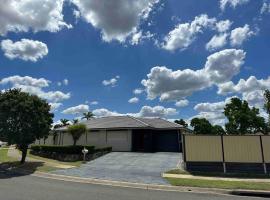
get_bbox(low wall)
[183,135,270,174]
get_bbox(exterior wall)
[185,135,223,162]
[36,129,132,152]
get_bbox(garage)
[106,130,132,151]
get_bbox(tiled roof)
[56,116,183,131]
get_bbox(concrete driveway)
[52,152,182,185]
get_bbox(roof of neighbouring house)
[55,116,185,131]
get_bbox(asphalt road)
[0,174,265,200]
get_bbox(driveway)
[52,152,182,185]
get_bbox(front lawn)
[166,177,270,190]
[0,148,17,163]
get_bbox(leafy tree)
[67,124,87,146]
[224,97,266,134]
[60,119,69,126]
[212,125,226,135]
[190,118,213,134]
[82,112,94,120]
[0,89,53,163]
[174,119,188,128]
[72,119,79,124]
[264,89,270,127]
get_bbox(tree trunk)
[73,140,77,146]
[20,146,28,164]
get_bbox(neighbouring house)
[36,116,190,152]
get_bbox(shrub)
[95,147,112,153]
[30,145,95,154]
[67,124,87,146]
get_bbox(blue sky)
[0,0,270,125]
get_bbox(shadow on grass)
[0,161,44,179]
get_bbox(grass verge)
[0,148,17,163]
[166,177,270,190]
[166,169,270,179]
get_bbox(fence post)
[259,136,267,174]
[182,134,187,170]
[221,135,226,173]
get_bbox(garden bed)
[30,145,112,162]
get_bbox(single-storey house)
[36,116,189,152]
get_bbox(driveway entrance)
[52,152,182,185]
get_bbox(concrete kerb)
[4,167,270,197]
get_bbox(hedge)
[30,145,95,154]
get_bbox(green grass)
[166,169,270,179]
[167,178,270,190]
[0,148,17,163]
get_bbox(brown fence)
[182,134,270,174]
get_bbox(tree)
[0,89,53,163]
[60,119,69,126]
[72,119,79,124]
[224,97,266,134]
[264,89,270,127]
[212,125,226,135]
[82,112,94,120]
[174,119,188,128]
[67,124,86,146]
[190,118,213,134]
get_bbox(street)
[0,174,265,200]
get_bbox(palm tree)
[82,112,94,120]
[60,118,69,126]
[73,119,79,124]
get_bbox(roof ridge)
[127,115,151,127]
[156,117,184,127]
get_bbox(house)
[38,116,189,152]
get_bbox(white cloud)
[130,105,178,118]
[102,75,120,87]
[57,79,69,86]
[175,99,189,107]
[261,2,270,14]
[92,108,121,117]
[128,97,139,103]
[131,31,143,45]
[206,33,228,51]
[1,39,48,62]
[90,101,99,105]
[216,20,232,32]
[192,97,234,126]
[162,14,216,51]
[62,104,89,115]
[49,102,63,111]
[93,105,177,118]
[217,76,270,109]
[71,0,159,42]
[0,75,50,88]
[142,49,246,101]
[220,0,249,11]
[0,0,71,36]
[230,24,254,46]
[0,75,70,102]
[133,88,144,95]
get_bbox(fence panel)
[223,136,262,163]
[184,135,223,162]
[262,136,270,163]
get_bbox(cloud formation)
[1,39,48,62]
[142,49,246,101]
[220,0,249,11]
[102,75,120,87]
[0,0,71,36]
[230,24,255,46]
[128,97,139,103]
[71,0,159,42]
[0,75,70,103]
[62,104,89,115]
